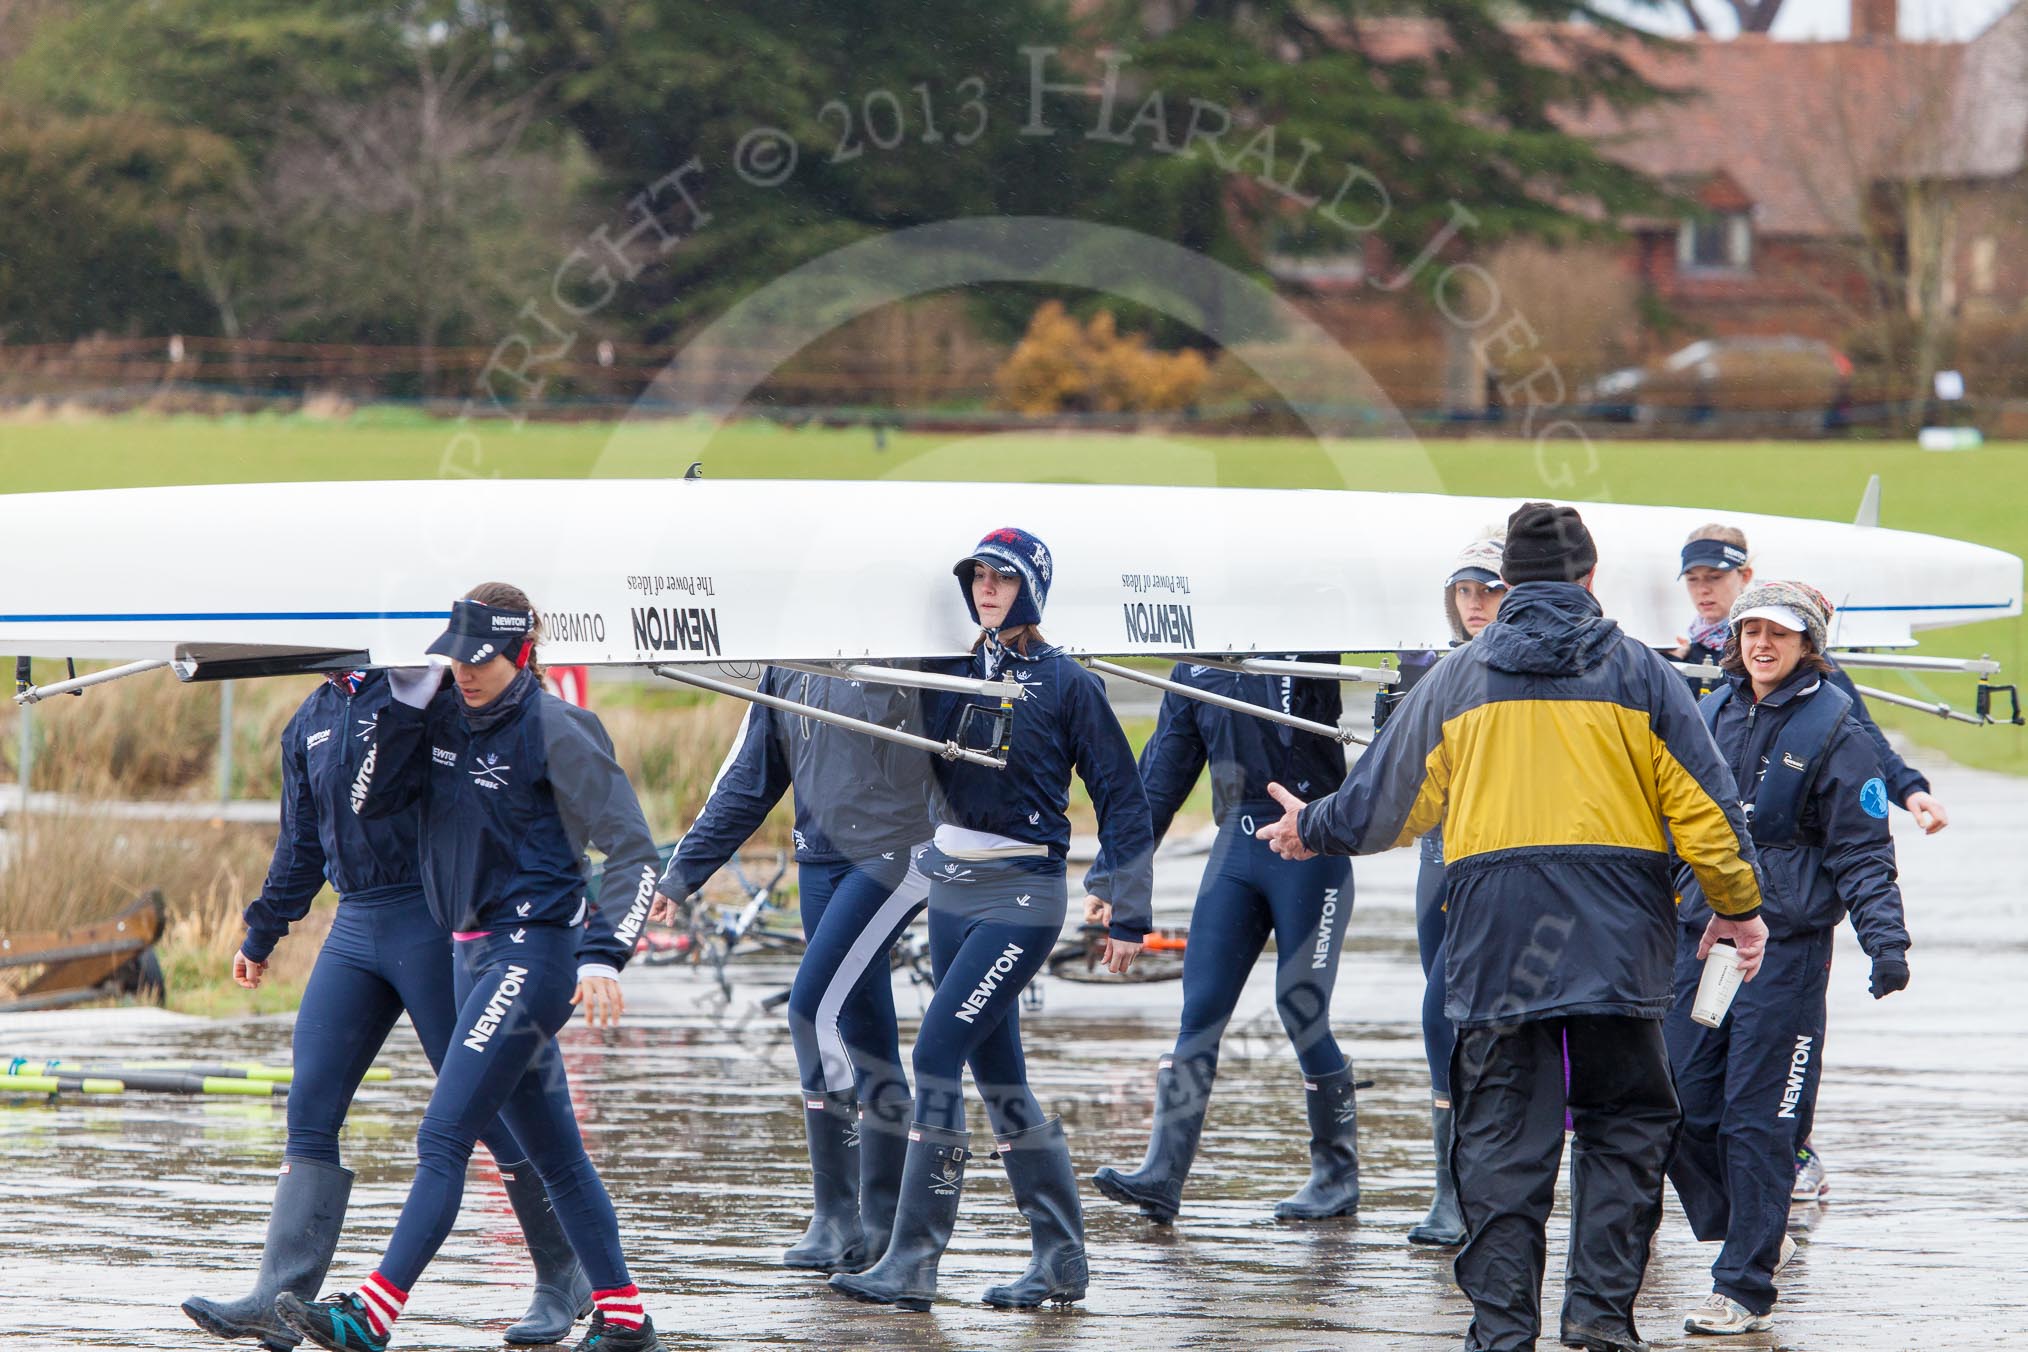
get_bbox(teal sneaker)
[274,1291,389,1352]
[575,1311,667,1350]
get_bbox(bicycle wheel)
[735,925,808,960]
[1044,926,1189,984]
[631,923,688,967]
[888,931,937,991]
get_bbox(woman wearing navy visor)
[646,667,932,1276]
[831,527,1154,1314]
[1375,531,1506,1249]
[278,584,667,1352]
[1087,650,1357,1225]
[182,668,589,1350]
[1665,581,1909,1337]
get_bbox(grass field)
[6,409,2023,775]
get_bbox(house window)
[1677,212,1752,272]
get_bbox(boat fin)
[170,645,374,683]
[1855,474,1881,528]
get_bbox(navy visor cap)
[425,599,536,665]
[1678,538,1750,577]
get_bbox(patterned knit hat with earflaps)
[1728,579,1830,653]
[953,527,1053,630]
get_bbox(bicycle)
[889,922,938,995]
[1043,923,1189,984]
[687,853,803,1001]
[610,846,806,995]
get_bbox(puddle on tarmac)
[3,760,2026,1349]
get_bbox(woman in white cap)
[1378,531,1506,1249]
[1665,580,1910,1337]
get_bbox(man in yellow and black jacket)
[1258,502,1769,1352]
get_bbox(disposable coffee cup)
[1690,942,1743,1028]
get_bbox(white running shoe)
[1792,1146,1829,1201]
[1775,1234,1799,1277]
[1684,1292,1774,1335]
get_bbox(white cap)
[1733,603,1807,635]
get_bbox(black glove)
[1869,951,1910,999]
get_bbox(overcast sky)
[1600,0,2016,39]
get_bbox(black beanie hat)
[1501,501,1599,584]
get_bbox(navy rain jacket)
[658,667,934,898]
[242,672,421,963]
[1676,668,1910,958]
[354,670,661,974]
[924,641,1155,941]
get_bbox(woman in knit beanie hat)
[1667,572,1911,1336]
[1720,580,1833,687]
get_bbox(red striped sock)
[357,1272,408,1337]
[592,1284,644,1330]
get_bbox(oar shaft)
[0,1069,281,1096]
[0,1073,125,1094]
[5,1059,388,1085]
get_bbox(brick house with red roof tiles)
[1269,2,2028,419]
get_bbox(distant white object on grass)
[1919,427,1983,451]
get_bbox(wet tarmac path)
[3,753,2025,1350]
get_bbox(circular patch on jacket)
[1860,777,1890,819]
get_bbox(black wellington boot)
[982,1117,1088,1309]
[1273,1065,1361,1221]
[857,1099,910,1266]
[1090,1054,1212,1224]
[182,1156,354,1351]
[1407,1101,1468,1247]
[500,1164,595,1344]
[783,1090,868,1273]
[828,1123,970,1312]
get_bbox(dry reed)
[1,669,784,1011]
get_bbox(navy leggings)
[787,855,928,1118]
[1173,818,1351,1079]
[1415,836,1455,1099]
[910,852,1063,1136]
[1665,924,1831,1316]
[287,894,524,1169]
[378,926,628,1294]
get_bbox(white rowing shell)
[0,479,2016,669]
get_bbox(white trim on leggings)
[812,861,932,1093]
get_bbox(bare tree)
[1770,41,1964,427]
[252,38,576,394]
